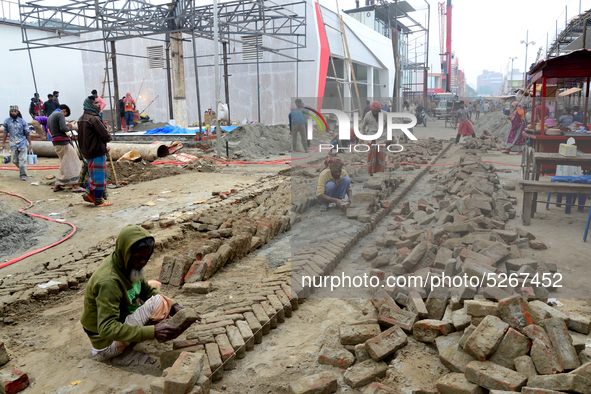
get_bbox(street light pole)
[520,30,535,90]
[509,57,517,94]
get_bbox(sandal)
[95,201,112,207]
[110,349,156,366]
[320,205,328,212]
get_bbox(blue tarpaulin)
[144,125,240,135]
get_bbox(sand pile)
[0,204,47,259]
[474,111,511,141]
[223,124,292,159]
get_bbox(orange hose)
[0,190,76,269]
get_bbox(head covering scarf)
[124,92,133,107]
[512,101,519,107]
[370,101,381,111]
[10,105,18,111]
[324,157,344,170]
[83,97,100,115]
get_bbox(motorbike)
[415,108,427,127]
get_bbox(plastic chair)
[585,207,591,241]
[577,175,591,212]
[546,176,581,214]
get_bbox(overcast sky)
[334,0,591,88]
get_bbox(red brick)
[1,368,29,394]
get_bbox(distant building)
[477,70,503,96]
[506,68,524,93]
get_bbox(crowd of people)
[2,90,114,207]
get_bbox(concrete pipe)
[31,141,169,161]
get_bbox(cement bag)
[556,137,582,177]
[117,150,141,162]
[217,102,229,121]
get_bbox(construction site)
[2,0,591,394]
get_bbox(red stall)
[523,49,591,177]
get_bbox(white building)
[3,0,396,126]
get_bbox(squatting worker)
[316,157,353,212]
[289,99,308,153]
[78,96,113,207]
[2,106,31,181]
[81,225,194,366]
[455,101,476,144]
[48,104,85,193]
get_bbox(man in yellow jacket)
[80,225,194,365]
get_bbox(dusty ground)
[1,117,590,393]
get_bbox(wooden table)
[520,180,591,225]
[523,131,591,173]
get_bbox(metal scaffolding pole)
[214,0,221,158]
[191,30,203,140]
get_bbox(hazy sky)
[334,0,591,88]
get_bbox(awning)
[558,87,583,97]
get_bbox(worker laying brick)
[80,225,200,366]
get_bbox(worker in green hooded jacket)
[80,225,194,365]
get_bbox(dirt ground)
[1,117,591,393]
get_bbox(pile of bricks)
[158,182,292,288]
[151,262,297,393]
[0,341,30,394]
[462,130,502,152]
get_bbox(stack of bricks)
[154,262,299,393]
[462,129,502,152]
[307,291,591,393]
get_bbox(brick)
[265,295,284,324]
[465,361,527,391]
[412,320,454,343]
[251,304,271,334]
[160,346,205,369]
[343,359,388,389]
[378,304,418,333]
[288,371,338,394]
[451,308,471,331]
[173,339,201,350]
[159,256,176,284]
[365,326,408,361]
[580,350,591,365]
[514,355,538,378]
[528,301,570,325]
[463,315,509,361]
[164,351,204,394]
[436,373,485,394]
[204,342,223,382]
[169,258,193,287]
[522,324,563,375]
[355,343,371,363]
[488,328,531,369]
[572,362,591,381]
[318,343,355,369]
[214,334,235,371]
[235,320,255,351]
[540,318,581,371]
[459,325,476,350]
[439,344,476,373]
[168,308,200,332]
[225,325,246,359]
[243,312,263,343]
[274,290,293,318]
[339,324,381,346]
[495,295,533,332]
[0,342,9,367]
[402,242,427,270]
[479,242,510,265]
[363,382,399,393]
[521,388,564,394]
[407,291,428,319]
[425,287,450,320]
[569,314,591,335]
[184,261,207,284]
[0,368,29,394]
[362,247,379,261]
[464,300,499,317]
[182,281,212,294]
[527,374,591,393]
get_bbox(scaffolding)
[13,0,308,132]
[547,9,591,58]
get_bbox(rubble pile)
[158,181,292,287]
[462,129,503,152]
[299,292,591,393]
[474,111,512,142]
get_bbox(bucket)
[27,150,37,165]
[1,149,11,164]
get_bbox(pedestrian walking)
[2,105,31,181]
[455,101,476,144]
[289,99,307,153]
[78,96,113,207]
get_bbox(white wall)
[0,22,87,122]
